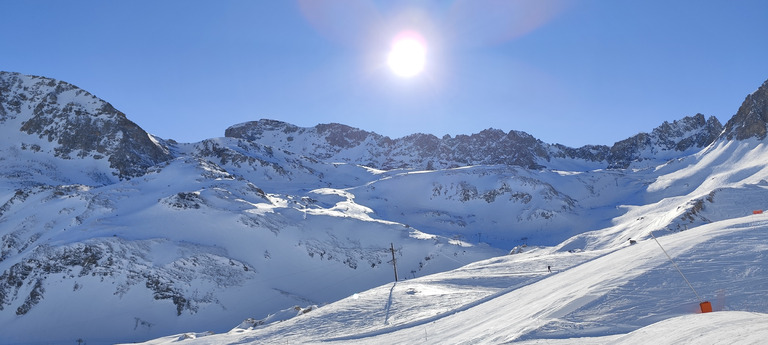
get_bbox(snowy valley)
[0,71,767,344]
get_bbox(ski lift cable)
[650,231,703,302]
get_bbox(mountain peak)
[225,119,300,140]
[722,78,768,141]
[603,113,722,169]
[0,71,172,181]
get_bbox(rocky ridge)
[0,71,172,181]
[225,114,724,171]
[723,79,768,140]
[600,113,723,168]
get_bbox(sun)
[387,31,426,78]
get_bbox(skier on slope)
[547,265,551,273]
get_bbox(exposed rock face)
[0,71,172,179]
[0,71,758,179]
[605,114,723,168]
[0,239,256,317]
[550,144,611,163]
[226,120,552,170]
[723,79,768,140]
[226,114,722,170]
[652,114,723,151]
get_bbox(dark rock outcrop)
[723,79,768,140]
[226,120,551,170]
[604,114,722,168]
[0,71,173,180]
[225,114,723,171]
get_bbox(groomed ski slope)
[132,213,768,344]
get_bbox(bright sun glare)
[387,32,426,78]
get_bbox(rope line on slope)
[650,231,703,302]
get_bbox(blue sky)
[2,0,767,147]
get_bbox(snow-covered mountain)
[134,78,768,345]
[225,112,722,171]
[0,70,767,344]
[0,72,172,184]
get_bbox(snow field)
[132,215,768,344]
[4,72,768,344]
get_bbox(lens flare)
[387,31,426,78]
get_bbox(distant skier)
[547,265,551,273]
